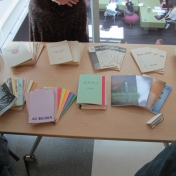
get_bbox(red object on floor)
[124,13,139,25]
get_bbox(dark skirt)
[29,0,88,42]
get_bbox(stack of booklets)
[111,74,172,114]
[2,42,44,67]
[0,77,36,115]
[25,87,77,124]
[46,40,85,65]
[131,47,167,74]
[77,74,108,109]
[6,77,37,110]
[88,45,126,71]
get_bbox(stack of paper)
[46,40,85,65]
[6,77,37,110]
[88,45,126,71]
[111,74,171,114]
[2,42,44,67]
[131,47,167,74]
[77,74,108,109]
[25,87,77,124]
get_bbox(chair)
[104,6,118,24]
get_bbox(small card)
[146,113,164,128]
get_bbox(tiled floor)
[91,140,165,176]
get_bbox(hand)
[54,0,79,6]
[66,0,79,7]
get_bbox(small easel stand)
[146,114,169,147]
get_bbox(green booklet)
[111,75,138,106]
[77,74,107,109]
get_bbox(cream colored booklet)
[46,40,73,65]
[131,47,163,73]
[2,42,33,67]
[155,49,167,74]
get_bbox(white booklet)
[2,42,33,67]
[46,40,73,65]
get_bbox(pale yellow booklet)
[46,40,73,65]
[131,47,163,73]
[155,49,167,74]
[2,42,33,67]
[66,41,85,65]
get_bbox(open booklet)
[2,42,45,67]
[46,40,85,65]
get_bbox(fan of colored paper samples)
[25,87,77,124]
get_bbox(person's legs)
[135,141,176,176]
[123,8,134,17]
[165,18,172,29]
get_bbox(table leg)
[23,136,42,176]
[24,136,42,161]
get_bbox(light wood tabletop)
[1,43,176,143]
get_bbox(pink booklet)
[28,89,55,124]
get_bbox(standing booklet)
[111,75,138,106]
[77,74,107,109]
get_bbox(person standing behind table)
[28,0,89,42]
[123,0,134,17]
[164,4,176,29]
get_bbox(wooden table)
[1,43,176,144]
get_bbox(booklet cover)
[0,83,17,115]
[88,45,118,70]
[136,75,153,107]
[143,75,166,110]
[131,47,163,73]
[77,74,107,108]
[111,75,138,106]
[2,42,32,67]
[151,84,172,114]
[46,40,73,65]
[29,89,55,123]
